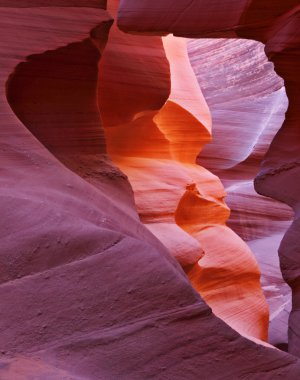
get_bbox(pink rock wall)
[99,3,269,342]
[118,0,300,358]
[187,38,293,346]
[1,0,300,378]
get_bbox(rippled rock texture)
[119,0,300,359]
[99,2,269,344]
[187,38,293,346]
[1,0,300,379]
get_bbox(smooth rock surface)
[187,37,293,346]
[1,1,300,378]
[118,0,300,358]
[100,4,269,343]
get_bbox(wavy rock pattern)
[118,0,300,358]
[1,1,300,379]
[100,0,269,343]
[187,38,293,346]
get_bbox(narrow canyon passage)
[2,1,300,379]
[6,0,276,348]
[99,0,269,343]
[188,38,292,347]
[118,0,300,358]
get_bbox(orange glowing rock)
[99,3,269,341]
[118,0,300,357]
[2,1,300,378]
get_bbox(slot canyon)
[0,0,300,379]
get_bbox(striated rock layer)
[188,39,288,173]
[188,38,292,242]
[100,0,269,343]
[118,0,300,357]
[187,38,293,346]
[0,1,300,379]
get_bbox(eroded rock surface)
[1,0,300,379]
[99,5,269,341]
[118,0,300,358]
[187,38,293,346]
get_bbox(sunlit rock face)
[187,38,293,346]
[99,0,269,344]
[188,39,288,173]
[118,0,300,358]
[188,38,291,241]
[1,1,300,379]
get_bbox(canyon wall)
[188,38,293,346]
[1,0,300,378]
[118,0,300,357]
[99,1,269,342]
